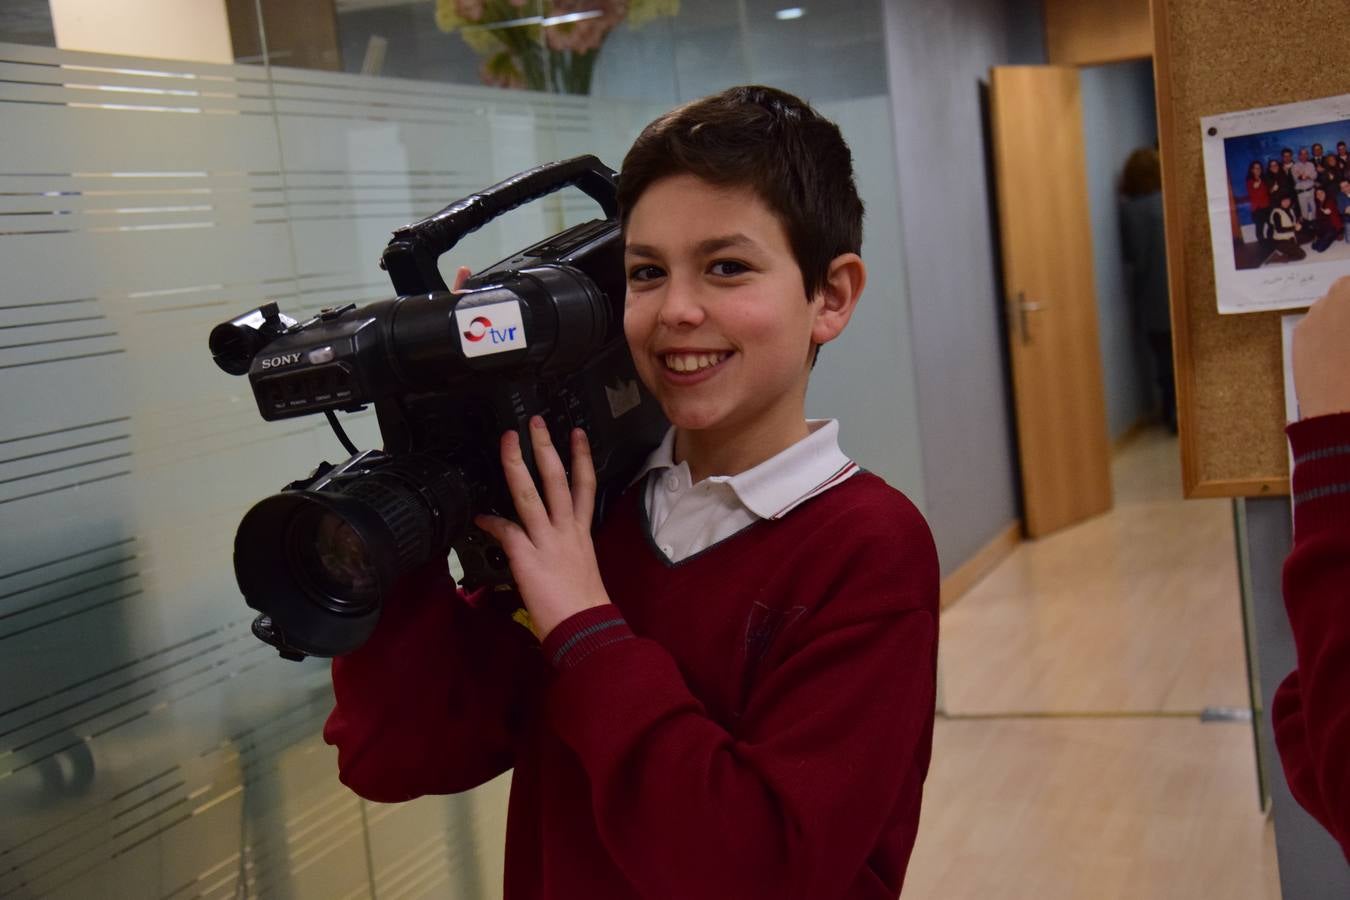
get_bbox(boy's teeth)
[665,352,726,372]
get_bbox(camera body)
[209,157,666,660]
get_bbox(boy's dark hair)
[617,85,864,300]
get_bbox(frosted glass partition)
[0,41,664,900]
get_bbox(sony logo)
[260,352,302,369]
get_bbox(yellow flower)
[434,0,467,32]
[626,0,679,29]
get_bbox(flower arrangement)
[435,0,679,95]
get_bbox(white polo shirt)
[633,419,860,562]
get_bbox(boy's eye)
[628,264,665,282]
[709,260,750,277]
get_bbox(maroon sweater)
[323,471,939,898]
[1273,411,1350,862]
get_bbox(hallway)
[904,428,1282,898]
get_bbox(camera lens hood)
[233,490,392,657]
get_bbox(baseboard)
[940,521,1022,610]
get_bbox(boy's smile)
[622,174,861,479]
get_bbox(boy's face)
[622,174,823,447]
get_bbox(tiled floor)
[903,428,1282,899]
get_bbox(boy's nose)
[656,279,705,328]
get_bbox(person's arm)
[1272,276,1350,861]
[543,509,939,899]
[322,559,545,802]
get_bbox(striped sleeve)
[1288,412,1350,540]
[542,604,635,671]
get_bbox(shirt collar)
[630,426,681,487]
[631,419,858,520]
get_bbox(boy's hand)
[474,418,611,640]
[1293,275,1350,419]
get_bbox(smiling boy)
[324,85,939,899]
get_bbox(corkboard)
[1153,0,1350,498]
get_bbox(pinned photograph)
[1201,93,1350,314]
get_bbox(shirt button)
[660,544,675,557]
[664,474,679,492]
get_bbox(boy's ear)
[810,252,866,346]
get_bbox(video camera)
[208,156,666,661]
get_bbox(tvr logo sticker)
[461,315,518,345]
[456,301,527,358]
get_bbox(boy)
[323,85,939,899]
[1269,194,1306,262]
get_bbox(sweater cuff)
[541,604,634,671]
[1287,412,1350,539]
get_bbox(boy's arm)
[1272,279,1350,861]
[322,559,544,802]
[544,509,938,899]
[1273,411,1350,861]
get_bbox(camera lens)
[289,507,379,612]
[231,452,473,658]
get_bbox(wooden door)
[990,65,1113,538]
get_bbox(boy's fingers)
[451,265,472,293]
[474,514,529,555]
[499,430,550,535]
[527,416,573,524]
[570,429,597,532]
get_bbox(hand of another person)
[1293,275,1350,419]
[475,419,610,640]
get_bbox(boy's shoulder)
[782,471,938,615]
[799,470,928,536]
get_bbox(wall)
[881,0,1045,575]
[1080,59,1160,440]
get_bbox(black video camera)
[208,156,666,661]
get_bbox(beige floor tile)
[907,717,1280,900]
[939,429,1250,715]
[919,427,1279,897]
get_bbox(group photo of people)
[1224,120,1350,269]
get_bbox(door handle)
[1014,291,1045,345]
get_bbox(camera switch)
[307,346,336,365]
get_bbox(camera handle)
[380,155,618,296]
